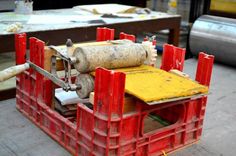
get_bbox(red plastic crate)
[15,32,214,156]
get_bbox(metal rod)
[28,61,81,91]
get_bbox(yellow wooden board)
[91,65,208,103]
[115,65,208,103]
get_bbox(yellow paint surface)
[91,65,208,103]
[116,65,208,102]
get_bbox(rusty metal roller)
[73,43,147,73]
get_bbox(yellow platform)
[115,65,208,103]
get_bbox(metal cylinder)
[189,15,236,66]
[75,74,94,98]
[73,43,147,73]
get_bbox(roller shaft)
[0,63,30,82]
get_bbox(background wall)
[0,0,15,11]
